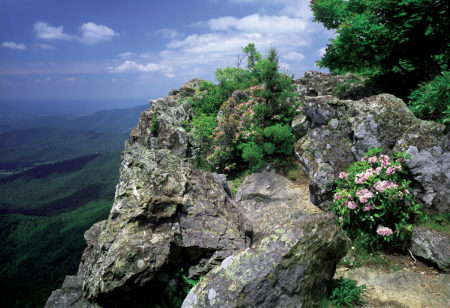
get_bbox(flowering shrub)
[332,148,421,249]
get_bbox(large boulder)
[45,276,99,308]
[182,212,349,308]
[410,227,450,272]
[235,168,321,243]
[294,77,449,213]
[47,80,248,308]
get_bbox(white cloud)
[36,43,56,50]
[316,47,326,57]
[79,22,118,45]
[208,14,308,34]
[156,28,181,40]
[64,77,77,82]
[1,41,26,50]
[117,52,136,59]
[110,60,173,76]
[283,51,305,60]
[33,21,118,45]
[33,21,73,40]
[32,77,53,84]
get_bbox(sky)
[0,0,332,103]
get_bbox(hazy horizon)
[1,0,331,103]
[0,98,149,117]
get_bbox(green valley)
[0,104,146,307]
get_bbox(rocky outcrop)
[48,78,348,308]
[410,227,450,272]
[235,167,320,243]
[336,266,450,308]
[47,80,249,307]
[182,212,349,308]
[46,276,99,308]
[294,73,449,213]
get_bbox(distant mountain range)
[0,104,148,134]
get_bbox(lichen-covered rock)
[182,212,349,308]
[410,227,450,272]
[48,79,248,308]
[336,266,450,308]
[294,71,376,101]
[235,168,321,243]
[45,276,99,308]
[294,80,449,213]
[79,145,247,306]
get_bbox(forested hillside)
[0,104,145,307]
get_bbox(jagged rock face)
[410,227,450,272]
[235,168,321,243]
[294,84,449,213]
[46,276,99,308]
[79,144,247,306]
[45,79,249,308]
[293,71,377,101]
[182,212,349,308]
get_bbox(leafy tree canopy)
[311,0,450,100]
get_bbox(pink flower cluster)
[368,156,378,164]
[379,154,390,168]
[363,204,375,211]
[373,180,398,193]
[339,172,348,179]
[377,226,393,237]
[355,188,374,203]
[355,168,376,184]
[347,201,357,210]
[249,84,264,91]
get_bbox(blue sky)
[0,0,331,102]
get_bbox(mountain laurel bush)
[332,148,421,250]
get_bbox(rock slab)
[182,212,349,308]
[410,226,450,272]
[235,168,320,243]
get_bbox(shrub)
[151,115,158,134]
[238,142,264,172]
[161,268,202,308]
[329,277,366,307]
[332,148,421,250]
[409,70,450,125]
[263,124,295,156]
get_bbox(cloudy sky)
[0,0,331,102]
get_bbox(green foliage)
[339,237,391,269]
[197,44,299,175]
[0,200,112,308]
[0,152,120,307]
[311,0,450,108]
[161,268,202,308]
[242,43,262,70]
[332,148,422,250]
[151,114,158,134]
[409,70,450,124]
[329,277,366,307]
[415,212,450,234]
[263,124,295,156]
[238,142,265,172]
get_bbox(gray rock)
[45,276,99,308]
[410,227,450,272]
[182,212,349,308]
[294,78,449,213]
[291,113,309,139]
[48,79,248,308]
[235,170,321,243]
[336,266,450,308]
